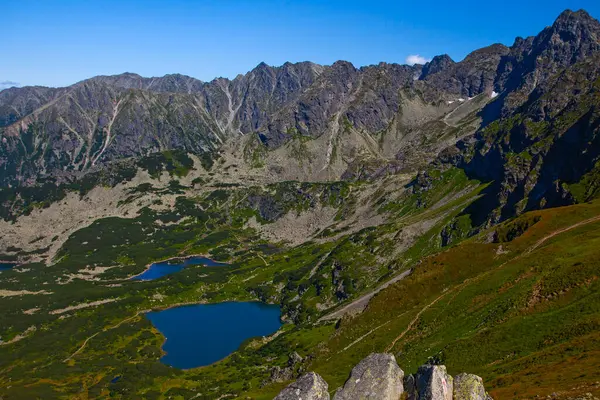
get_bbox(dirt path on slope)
[527,214,600,254]
[63,311,145,362]
[319,269,412,322]
[384,213,600,352]
[62,300,210,362]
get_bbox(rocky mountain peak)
[2,8,600,186]
[330,60,357,72]
[553,9,597,28]
[420,54,455,78]
[534,9,600,61]
[491,9,600,115]
[250,62,275,78]
[545,8,600,48]
[463,44,509,62]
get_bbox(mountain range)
[2,10,600,227]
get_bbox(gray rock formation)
[333,353,404,400]
[453,373,491,400]
[414,365,453,400]
[405,366,494,400]
[274,372,330,400]
[274,354,494,400]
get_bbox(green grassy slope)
[1,169,599,399]
[251,201,600,399]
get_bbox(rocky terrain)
[1,11,599,225]
[275,353,492,400]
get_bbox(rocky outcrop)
[274,372,330,400]
[274,354,494,400]
[496,9,600,115]
[333,353,404,400]
[448,51,600,227]
[453,374,492,400]
[265,352,306,384]
[410,364,453,400]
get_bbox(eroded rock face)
[333,353,404,400]
[453,373,490,400]
[274,372,330,400]
[415,365,453,400]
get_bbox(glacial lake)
[146,302,282,369]
[0,262,17,272]
[131,256,229,281]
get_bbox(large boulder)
[333,353,404,400]
[414,365,453,400]
[453,373,492,400]
[274,372,330,400]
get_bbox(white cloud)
[0,80,20,90]
[405,54,431,66]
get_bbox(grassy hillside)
[1,169,598,399]
[253,201,600,399]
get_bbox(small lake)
[146,302,282,369]
[0,262,17,272]
[132,256,229,281]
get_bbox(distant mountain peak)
[255,61,271,70]
[420,54,455,77]
[554,9,594,24]
[548,8,600,40]
[331,60,356,70]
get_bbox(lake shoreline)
[145,301,283,369]
[0,261,19,271]
[128,253,229,280]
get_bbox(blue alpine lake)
[0,262,17,272]
[146,302,282,369]
[131,256,229,281]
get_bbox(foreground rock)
[333,353,404,400]
[274,372,330,400]
[453,373,492,400]
[273,353,494,400]
[410,364,453,400]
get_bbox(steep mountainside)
[434,11,600,226]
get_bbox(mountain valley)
[1,9,600,400]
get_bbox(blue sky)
[2,0,600,88]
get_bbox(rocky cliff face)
[420,44,510,97]
[444,52,600,225]
[494,9,600,116]
[275,353,493,400]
